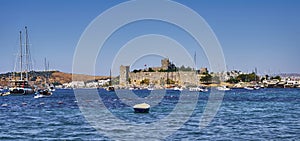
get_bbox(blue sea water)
[0,88,299,140]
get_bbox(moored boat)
[133,103,150,113]
[8,80,35,95]
[8,27,35,95]
[216,86,231,91]
[189,86,208,92]
[34,89,52,98]
[244,86,254,90]
[106,70,115,92]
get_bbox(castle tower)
[161,58,170,70]
[119,65,130,86]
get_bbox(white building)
[63,81,85,88]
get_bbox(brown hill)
[50,71,109,84]
[0,71,110,86]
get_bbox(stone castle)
[119,58,206,87]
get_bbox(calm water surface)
[0,88,299,140]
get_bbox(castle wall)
[128,71,199,86]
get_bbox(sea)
[0,88,299,140]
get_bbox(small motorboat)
[244,85,260,90]
[189,86,208,92]
[244,86,254,90]
[106,86,115,92]
[34,89,52,99]
[133,103,150,113]
[216,86,231,91]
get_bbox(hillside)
[0,71,110,86]
[50,71,110,84]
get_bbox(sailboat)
[7,27,35,95]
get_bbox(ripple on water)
[0,88,299,140]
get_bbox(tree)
[178,65,192,71]
[226,76,239,83]
[271,75,281,81]
[236,73,259,82]
[200,74,212,83]
[166,79,175,84]
[212,76,221,84]
[148,67,155,72]
[133,69,142,73]
[265,75,269,80]
[128,78,131,84]
[140,79,150,85]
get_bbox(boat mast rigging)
[25,26,29,81]
[19,31,23,81]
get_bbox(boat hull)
[134,108,150,113]
[133,103,150,113]
[9,87,35,95]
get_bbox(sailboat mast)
[194,51,196,70]
[44,57,47,71]
[109,69,112,86]
[25,26,29,81]
[19,31,23,81]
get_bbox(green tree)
[166,79,175,84]
[271,75,281,81]
[212,76,221,84]
[128,78,131,84]
[226,76,239,84]
[133,69,142,73]
[178,65,192,71]
[200,74,212,83]
[140,79,150,85]
[148,67,155,72]
[236,73,259,82]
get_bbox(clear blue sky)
[0,0,299,76]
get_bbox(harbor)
[1,0,300,140]
[0,88,299,140]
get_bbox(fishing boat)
[133,103,150,113]
[8,27,35,95]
